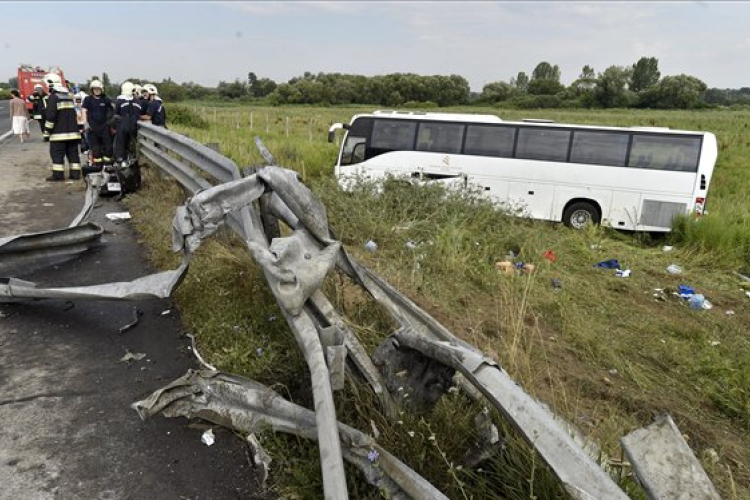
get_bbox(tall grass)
[127,104,750,499]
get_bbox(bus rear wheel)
[563,202,600,229]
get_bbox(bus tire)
[563,201,600,229]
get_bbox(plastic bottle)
[688,294,705,310]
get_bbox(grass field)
[127,104,750,499]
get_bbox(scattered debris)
[621,414,722,500]
[495,261,514,275]
[405,240,417,251]
[595,259,620,269]
[105,212,132,221]
[616,269,632,278]
[688,294,706,310]
[662,245,674,252]
[678,285,695,298]
[543,250,557,263]
[666,264,682,275]
[726,310,735,316]
[551,278,563,290]
[201,428,215,446]
[364,239,378,252]
[118,307,143,334]
[120,350,146,363]
[247,433,272,488]
[186,333,217,371]
[709,341,721,347]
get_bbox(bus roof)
[352,110,710,137]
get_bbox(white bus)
[328,110,717,232]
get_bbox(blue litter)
[595,259,620,269]
[514,261,526,269]
[678,285,695,298]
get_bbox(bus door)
[507,182,555,220]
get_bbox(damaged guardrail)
[0,123,724,500]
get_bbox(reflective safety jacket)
[45,90,82,142]
[27,92,47,119]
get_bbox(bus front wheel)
[563,202,600,229]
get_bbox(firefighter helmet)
[90,79,104,90]
[34,83,43,90]
[44,73,62,88]
[145,84,158,95]
[120,81,135,97]
[133,84,143,96]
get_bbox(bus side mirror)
[328,130,335,143]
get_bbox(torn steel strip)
[69,173,105,227]
[621,414,722,500]
[393,328,630,500]
[0,222,104,270]
[133,369,450,500]
[0,258,189,303]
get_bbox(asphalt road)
[0,134,269,500]
[0,99,11,138]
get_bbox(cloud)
[223,1,362,17]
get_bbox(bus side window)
[629,135,700,172]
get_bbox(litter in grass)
[364,239,378,252]
[595,259,620,269]
[105,212,132,221]
[662,245,674,252]
[616,269,632,278]
[667,264,682,275]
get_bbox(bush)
[168,105,210,129]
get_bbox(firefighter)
[141,84,167,127]
[44,73,82,181]
[81,79,114,172]
[137,84,151,118]
[113,81,142,165]
[27,84,49,139]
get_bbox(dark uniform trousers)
[49,142,81,180]
[88,126,113,166]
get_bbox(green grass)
[127,104,750,499]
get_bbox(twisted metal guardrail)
[0,122,723,500]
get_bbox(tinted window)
[415,122,465,154]
[516,128,571,162]
[628,135,701,172]
[464,125,516,157]
[570,131,629,167]
[371,119,417,151]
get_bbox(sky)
[1,1,748,91]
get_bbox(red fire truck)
[17,64,67,111]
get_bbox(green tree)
[573,65,597,91]
[217,79,247,99]
[631,57,660,92]
[531,62,561,82]
[510,71,529,92]
[593,65,633,108]
[527,79,564,95]
[481,81,515,103]
[639,74,707,109]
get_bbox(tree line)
[5,57,750,109]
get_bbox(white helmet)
[133,84,143,96]
[34,83,43,90]
[44,73,62,89]
[90,79,104,90]
[144,84,158,95]
[120,81,134,97]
